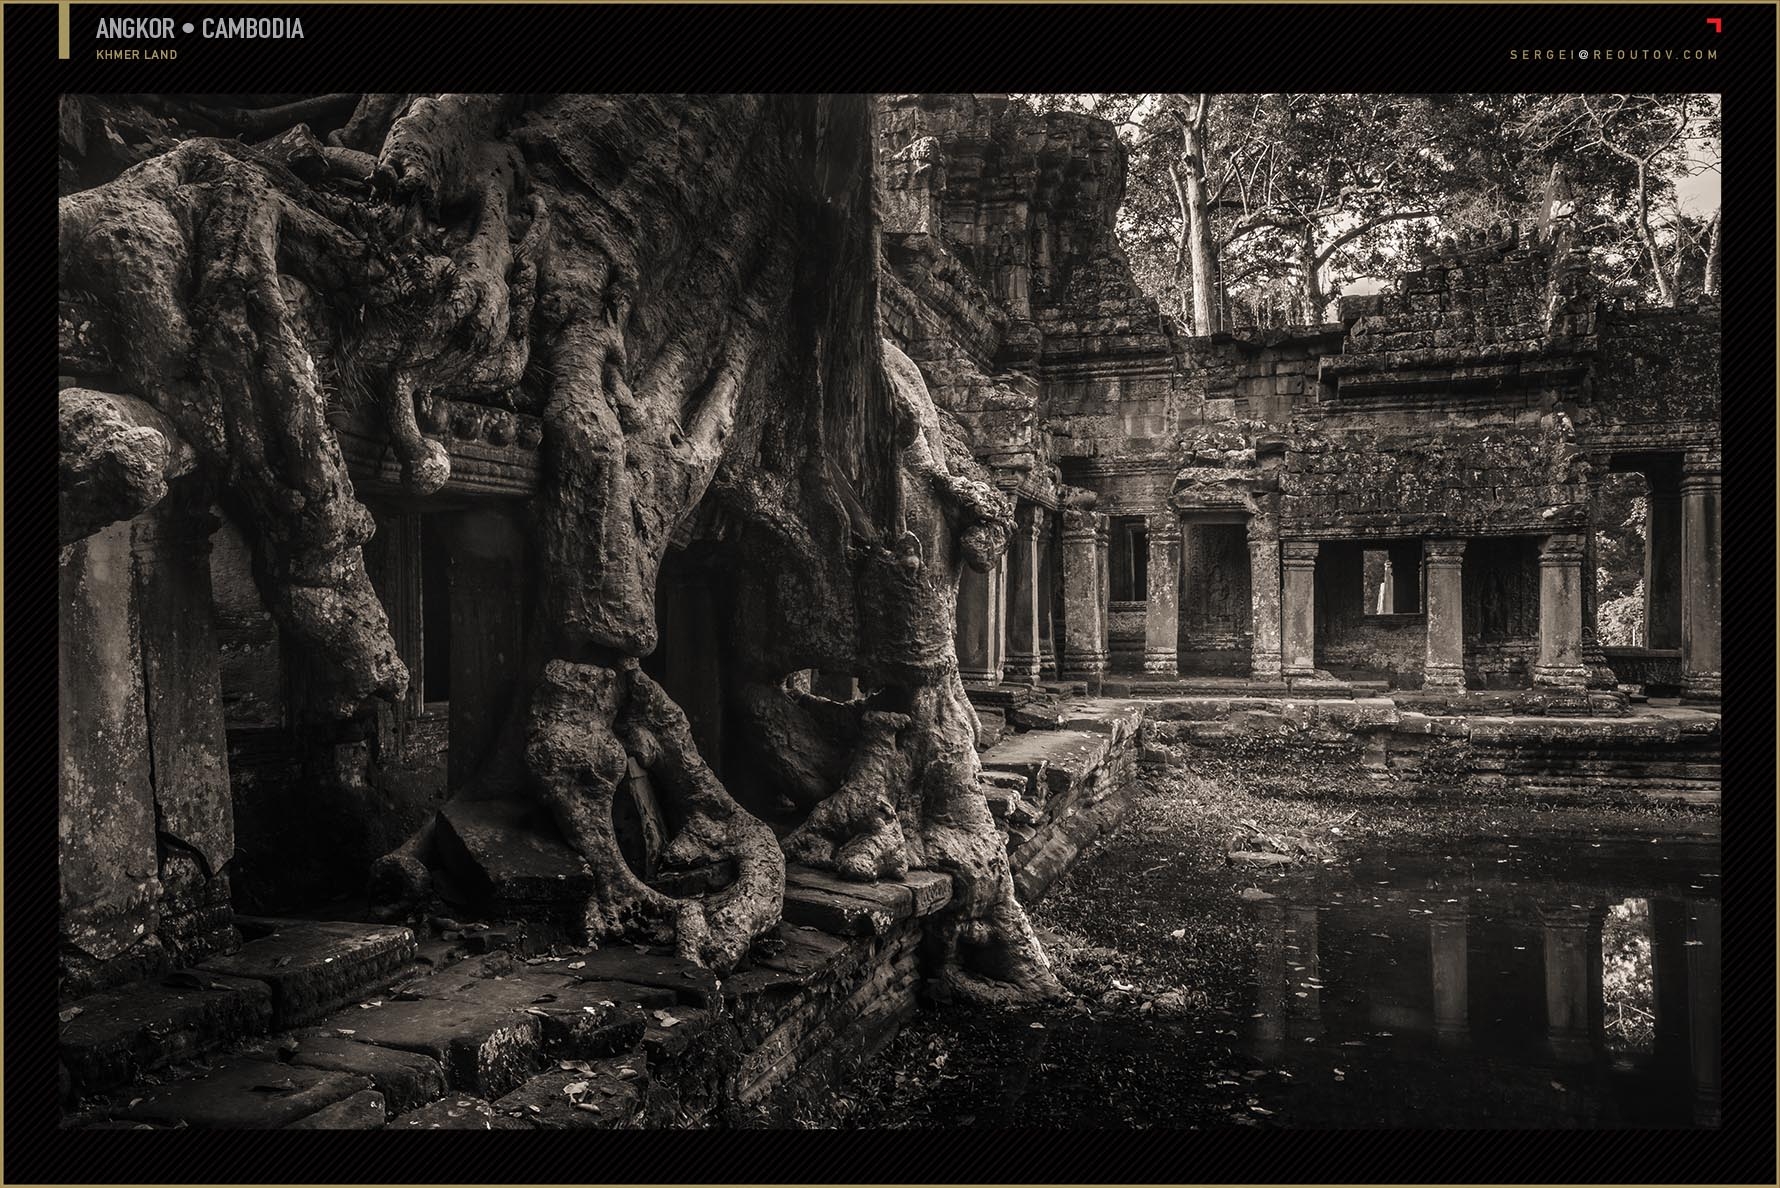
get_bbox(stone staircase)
[60,856,958,1129]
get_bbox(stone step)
[779,866,952,937]
[285,1088,388,1129]
[198,920,417,1028]
[312,964,675,1099]
[389,1095,530,1130]
[61,973,272,1097]
[281,1034,448,1116]
[105,1055,371,1128]
[490,1058,648,1128]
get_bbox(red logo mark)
[1706,17,1722,32]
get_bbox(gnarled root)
[782,710,913,880]
[526,660,678,945]
[614,662,785,971]
[524,658,784,972]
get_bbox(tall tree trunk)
[1181,95,1219,336]
[1633,162,1677,306]
[1298,231,1324,324]
[1702,209,1721,298]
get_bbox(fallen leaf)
[58,1006,84,1024]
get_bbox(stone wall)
[1138,695,1719,805]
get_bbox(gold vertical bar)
[59,1,72,58]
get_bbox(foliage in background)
[1020,94,1720,333]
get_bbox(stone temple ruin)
[57,93,1720,1127]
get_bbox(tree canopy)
[1022,93,1721,333]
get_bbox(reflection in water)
[1242,834,1719,1128]
[1602,898,1654,1053]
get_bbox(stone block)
[115,1057,370,1128]
[432,797,596,918]
[199,920,417,1027]
[390,1095,531,1129]
[61,973,273,1096]
[285,1088,387,1129]
[285,1034,447,1115]
[323,991,543,1099]
[490,1062,646,1129]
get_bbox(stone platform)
[60,862,955,1129]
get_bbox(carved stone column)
[1143,512,1181,675]
[1004,504,1043,686]
[1422,539,1467,689]
[1533,533,1589,688]
[1038,518,1057,680]
[1679,448,1721,701]
[1059,507,1108,683]
[956,554,1006,686]
[1280,540,1319,677]
[1248,527,1283,680]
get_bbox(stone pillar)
[1280,540,1319,677]
[1650,899,1691,1077]
[1679,448,1721,700]
[1533,533,1588,688]
[1038,520,1057,680]
[133,491,237,967]
[955,555,1006,685]
[59,520,163,993]
[1004,504,1043,686]
[1644,475,1682,650]
[1422,539,1467,689]
[1143,513,1181,675]
[1429,904,1469,1048]
[1059,509,1107,684]
[1541,907,1604,1063]
[1248,531,1283,680]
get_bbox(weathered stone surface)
[490,1063,646,1129]
[324,993,543,1099]
[285,1088,388,1129]
[285,1035,447,1115]
[61,974,273,1095]
[389,1095,530,1130]
[115,1058,370,1128]
[432,797,596,913]
[199,921,417,1027]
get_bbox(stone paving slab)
[978,728,1110,806]
[283,1034,447,1115]
[389,1095,530,1129]
[285,1088,387,1129]
[61,973,273,1096]
[114,1057,370,1128]
[491,1061,646,1128]
[320,993,544,1099]
[199,920,417,1027]
[519,947,720,1007]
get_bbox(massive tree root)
[61,94,1066,997]
[779,342,1066,1004]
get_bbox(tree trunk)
[1180,96,1219,336]
[1702,209,1721,298]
